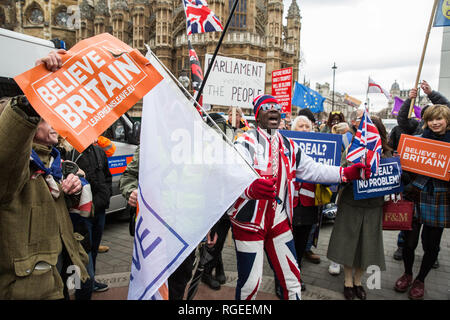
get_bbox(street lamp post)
[332,62,337,112]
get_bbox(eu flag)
[291,81,325,113]
[434,0,450,27]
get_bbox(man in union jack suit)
[227,94,371,300]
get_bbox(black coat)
[69,145,112,212]
[292,203,319,226]
[388,125,409,151]
[397,91,450,136]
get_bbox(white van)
[0,28,139,215]
[102,115,139,214]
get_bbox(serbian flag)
[182,0,224,35]
[127,49,257,300]
[368,77,391,100]
[188,40,204,112]
[346,108,382,173]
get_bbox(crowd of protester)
[0,49,448,301]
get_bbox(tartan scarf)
[30,147,62,199]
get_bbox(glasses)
[259,103,282,111]
[331,111,342,115]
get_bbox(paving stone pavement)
[96,214,450,300]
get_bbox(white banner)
[203,54,266,109]
[127,51,257,300]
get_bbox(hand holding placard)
[15,33,164,153]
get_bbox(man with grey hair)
[349,109,362,134]
[0,50,90,299]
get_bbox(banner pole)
[195,0,240,104]
[408,0,439,118]
[147,48,261,178]
[366,76,370,112]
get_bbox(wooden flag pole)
[408,0,439,118]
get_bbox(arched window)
[54,6,69,27]
[229,0,246,30]
[26,3,44,25]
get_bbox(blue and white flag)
[291,81,325,113]
[127,50,257,300]
[434,0,450,27]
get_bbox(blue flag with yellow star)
[291,81,325,113]
[434,0,450,27]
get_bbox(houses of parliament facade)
[0,0,301,117]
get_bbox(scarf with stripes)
[30,147,62,199]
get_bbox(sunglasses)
[331,111,342,115]
[259,103,282,111]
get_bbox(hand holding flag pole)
[408,0,439,118]
[360,154,368,180]
[346,107,381,180]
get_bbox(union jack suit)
[228,128,342,300]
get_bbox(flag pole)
[366,76,370,113]
[408,0,439,118]
[195,0,240,104]
[147,47,261,178]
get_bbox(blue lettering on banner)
[108,154,133,176]
[132,216,162,271]
[280,130,342,183]
[129,185,189,300]
[353,157,403,200]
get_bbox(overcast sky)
[283,0,444,111]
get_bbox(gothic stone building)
[1,0,301,117]
[0,0,78,48]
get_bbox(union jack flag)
[188,40,204,112]
[182,0,224,35]
[346,108,382,173]
[188,40,203,92]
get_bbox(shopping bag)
[382,194,414,231]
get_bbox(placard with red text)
[271,67,292,114]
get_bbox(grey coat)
[326,150,392,271]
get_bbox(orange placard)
[15,33,163,152]
[397,134,450,181]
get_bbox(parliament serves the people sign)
[203,54,266,108]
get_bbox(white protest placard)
[203,54,266,108]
